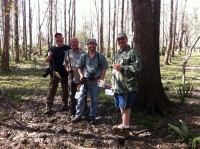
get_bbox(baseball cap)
[54,33,63,37]
[117,32,127,39]
[87,39,97,45]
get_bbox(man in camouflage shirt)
[111,32,141,130]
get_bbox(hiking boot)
[88,117,96,125]
[89,119,96,125]
[72,116,82,123]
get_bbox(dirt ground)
[0,88,200,149]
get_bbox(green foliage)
[168,120,200,148]
[168,120,192,143]
[174,83,193,104]
[192,135,200,149]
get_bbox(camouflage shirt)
[111,45,141,93]
[63,49,85,84]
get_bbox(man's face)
[88,42,97,52]
[117,37,128,49]
[55,35,64,47]
[70,38,79,50]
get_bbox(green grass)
[160,51,200,90]
[0,57,49,103]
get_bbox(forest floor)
[0,53,200,149]
[0,83,200,149]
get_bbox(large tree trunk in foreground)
[132,0,172,114]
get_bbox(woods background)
[1,0,200,71]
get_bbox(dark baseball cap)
[117,32,127,39]
[54,33,63,37]
[87,39,97,45]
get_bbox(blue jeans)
[76,80,100,119]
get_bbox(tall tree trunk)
[124,1,130,34]
[72,0,76,37]
[171,0,178,57]
[132,0,172,114]
[49,0,53,47]
[54,0,57,33]
[64,0,67,43]
[106,0,111,58]
[121,0,124,32]
[2,0,11,71]
[164,0,173,65]
[94,0,100,51]
[160,0,165,55]
[100,0,104,54]
[131,0,135,48]
[68,0,72,44]
[178,0,187,54]
[28,0,32,60]
[22,0,27,60]
[14,0,19,63]
[112,0,116,59]
[38,0,42,55]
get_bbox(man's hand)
[113,64,121,71]
[48,51,53,57]
[45,51,53,63]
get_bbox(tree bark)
[164,0,173,65]
[49,0,53,47]
[14,0,19,63]
[94,0,100,51]
[171,0,178,57]
[2,0,11,71]
[37,0,42,55]
[72,0,76,37]
[22,0,27,60]
[132,0,172,115]
[112,0,116,59]
[68,0,72,44]
[106,0,111,58]
[64,0,67,43]
[28,0,32,60]
[120,0,124,32]
[178,0,187,54]
[100,0,104,54]
[54,0,58,33]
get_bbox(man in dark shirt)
[44,33,71,114]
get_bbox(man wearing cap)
[111,32,141,130]
[44,33,71,114]
[73,38,108,124]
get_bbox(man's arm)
[45,51,53,63]
[78,68,84,81]
[100,69,106,80]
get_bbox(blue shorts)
[114,92,136,110]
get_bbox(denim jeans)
[76,80,100,119]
